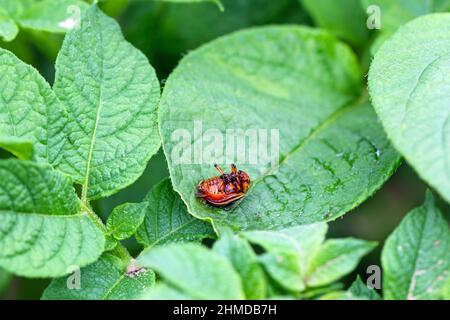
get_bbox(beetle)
[196,164,251,208]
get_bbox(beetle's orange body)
[196,164,250,207]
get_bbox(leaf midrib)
[81,19,105,204]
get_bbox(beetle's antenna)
[214,164,224,175]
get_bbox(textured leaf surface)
[42,253,155,300]
[107,203,146,241]
[213,229,266,299]
[302,0,369,47]
[0,160,105,278]
[348,276,381,300]
[243,223,327,291]
[138,243,244,299]
[0,136,32,159]
[0,48,65,163]
[381,192,450,300]
[18,0,89,33]
[0,9,18,41]
[136,179,215,248]
[159,26,400,231]
[306,238,376,287]
[369,14,450,202]
[53,5,160,200]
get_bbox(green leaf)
[369,14,450,202]
[42,253,155,300]
[0,9,18,42]
[107,203,146,241]
[135,179,215,248]
[138,243,245,299]
[0,268,11,296]
[18,0,89,33]
[0,0,35,19]
[0,160,105,278]
[0,136,32,159]
[381,192,450,300]
[140,283,190,300]
[53,5,160,201]
[361,0,450,33]
[243,223,328,292]
[153,0,224,11]
[159,26,400,232]
[348,276,381,300]
[319,290,360,300]
[301,0,369,47]
[213,229,266,299]
[0,48,66,163]
[306,238,376,287]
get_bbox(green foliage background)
[0,0,449,299]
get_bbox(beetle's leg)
[231,163,237,174]
[214,164,224,175]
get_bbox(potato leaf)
[138,243,244,299]
[381,192,450,300]
[0,9,18,42]
[107,203,146,241]
[369,14,450,202]
[348,275,381,300]
[305,238,376,287]
[135,179,216,248]
[213,229,267,299]
[159,26,400,231]
[0,160,105,278]
[301,0,369,47]
[18,0,89,33]
[0,48,66,163]
[42,252,155,300]
[53,5,160,201]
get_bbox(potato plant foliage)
[0,1,449,300]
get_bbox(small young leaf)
[138,243,245,299]
[159,26,400,231]
[0,160,105,278]
[243,223,327,292]
[259,250,304,292]
[306,238,376,287]
[0,136,32,159]
[53,5,161,200]
[18,0,89,33]
[369,14,450,202]
[107,203,146,241]
[135,179,216,248]
[381,192,450,300]
[348,276,381,300]
[42,253,155,300]
[0,9,18,42]
[301,0,369,47]
[213,229,267,299]
[0,48,66,163]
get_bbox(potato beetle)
[196,164,251,208]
